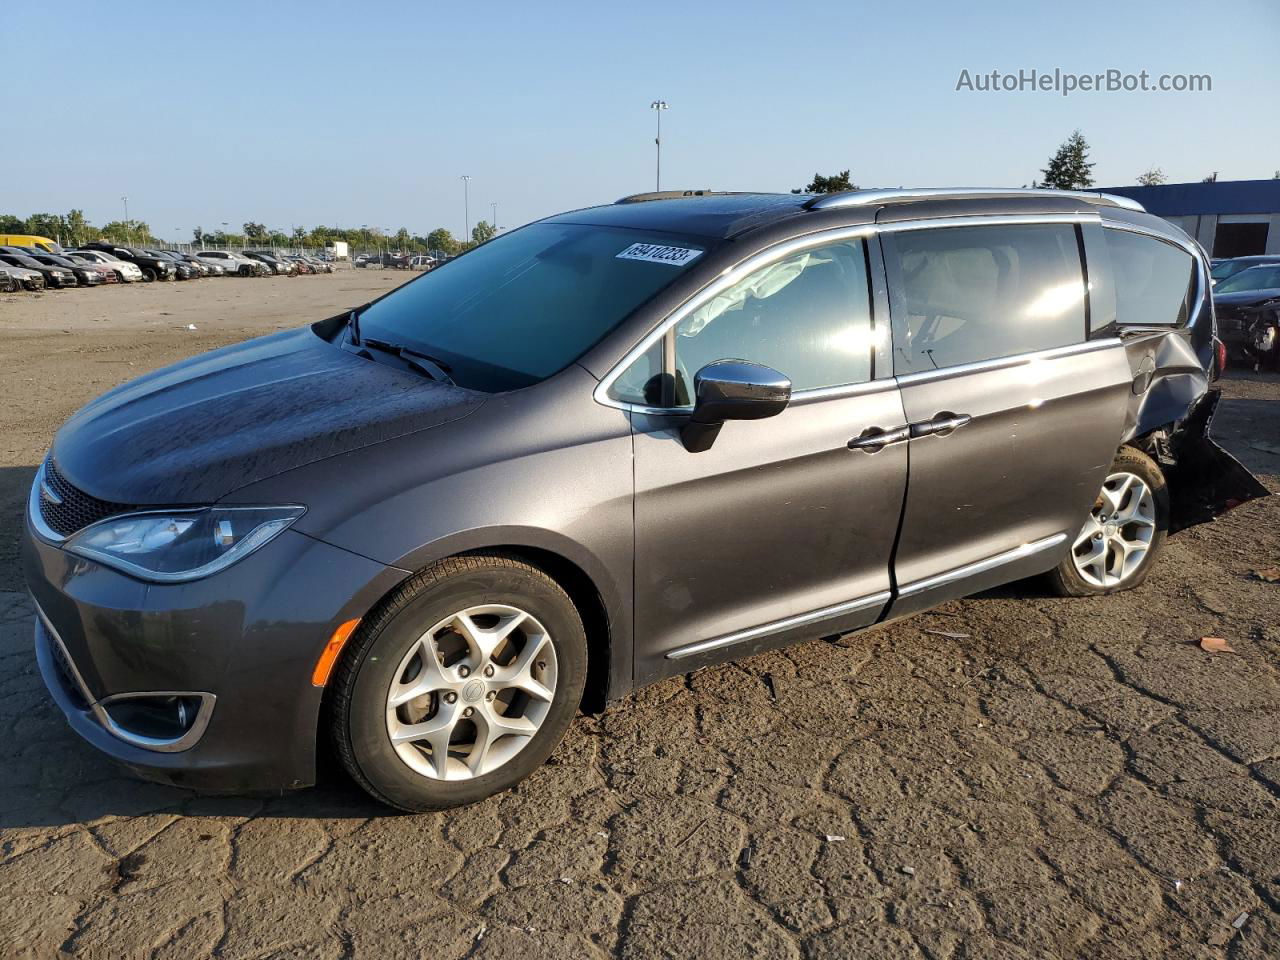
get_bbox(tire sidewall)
[343,564,586,811]
[1056,447,1169,596]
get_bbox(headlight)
[64,506,304,583]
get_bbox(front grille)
[38,459,135,538]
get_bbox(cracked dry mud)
[1,274,1278,959]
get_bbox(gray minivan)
[24,188,1265,810]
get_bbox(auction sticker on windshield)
[615,243,704,266]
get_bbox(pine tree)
[1136,167,1167,186]
[1041,130,1095,189]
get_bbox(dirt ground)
[1,272,1278,959]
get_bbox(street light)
[460,176,472,241]
[490,202,497,232]
[121,196,130,242]
[649,100,668,191]
[221,222,229,251]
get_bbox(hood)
[52,327,486,505]
[1214,287,1280,307]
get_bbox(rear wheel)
[1049,446,1168,596]
[330,554,587,811]
[141,267,156,283]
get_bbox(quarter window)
[1104,228,1194,326]
[669,239,873,403]
[883,224,1087,374]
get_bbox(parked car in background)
[0,251,77,288]
[84,243,177,282]
[0,234,62,254]
[67,249,145,283]
[195,250,265,276]
[173,252,224,276]
[409,255,438,270]
[1213,263,1280,370]
[21,188,1268,812]
[283,255,315,274]
[25,252,108,286]
[1210,254,1280,286]
[0,267,19,292]
[143,250,197,280]
[243,251,295,276]
[1,262,45,291]
[63,253,121,283]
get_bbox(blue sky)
[6,0,1278,241]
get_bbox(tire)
[114,270,127,283]
[141,267,156,283]
[330,553,587,811]
[1048,446,1169,597]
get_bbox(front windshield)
[1216,266,1280,294]
[1210,260,1242,280]
[356,221,712,391]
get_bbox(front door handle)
[848,424,910,452]
[910,412,972,439]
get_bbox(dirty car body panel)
[23,189,1267,795]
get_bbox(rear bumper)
[24,515,406,793]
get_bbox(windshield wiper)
[361,337,455,385]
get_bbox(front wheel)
[329,554,587,811]
[1049,446,1168,596]
[141,267,156,282]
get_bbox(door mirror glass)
[681,360,791,452]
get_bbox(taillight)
[1215,339,1227,378]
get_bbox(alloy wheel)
[384,604,557,781]
[1070,471,1156,588]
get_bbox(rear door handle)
[848,425,910,452]
[909,412,972,439]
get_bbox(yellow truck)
[0,234,62,254]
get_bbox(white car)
[67,249,145,283]
[195,250,266,276]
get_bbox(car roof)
[545,187,1148,241]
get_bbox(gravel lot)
[1,272,1278,959]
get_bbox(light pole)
[221,222,229,250]
[460,176,472,242]
[649,100,668,191]
[121,196,130,242]
[490,202,497,232]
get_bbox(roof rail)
[614,189,745,204]
[805,187,1145,213]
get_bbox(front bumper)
[24,516,406,793]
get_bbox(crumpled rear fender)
[1164,390,1270,533]
[1115,328,1268,532]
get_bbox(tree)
[1136,167,1168,186]
[471,221,496,245]
[1040,130,1095,189]
[193,225,204,244]
[25,213,67,242]
[1202,171,1218,183]
[243,222,268,242]
[100,220,152,243]
[426,228,459,255]
[791,170,855,195]
[0,213,23,232]
[394,227,412,250]
[64,209,89,246]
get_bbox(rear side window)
[883,224,1086,374]
[1105,228,1193,326]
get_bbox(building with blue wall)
[1099,180,1280,258]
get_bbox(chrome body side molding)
[665,591,891,659]
[896,533,1069,598]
